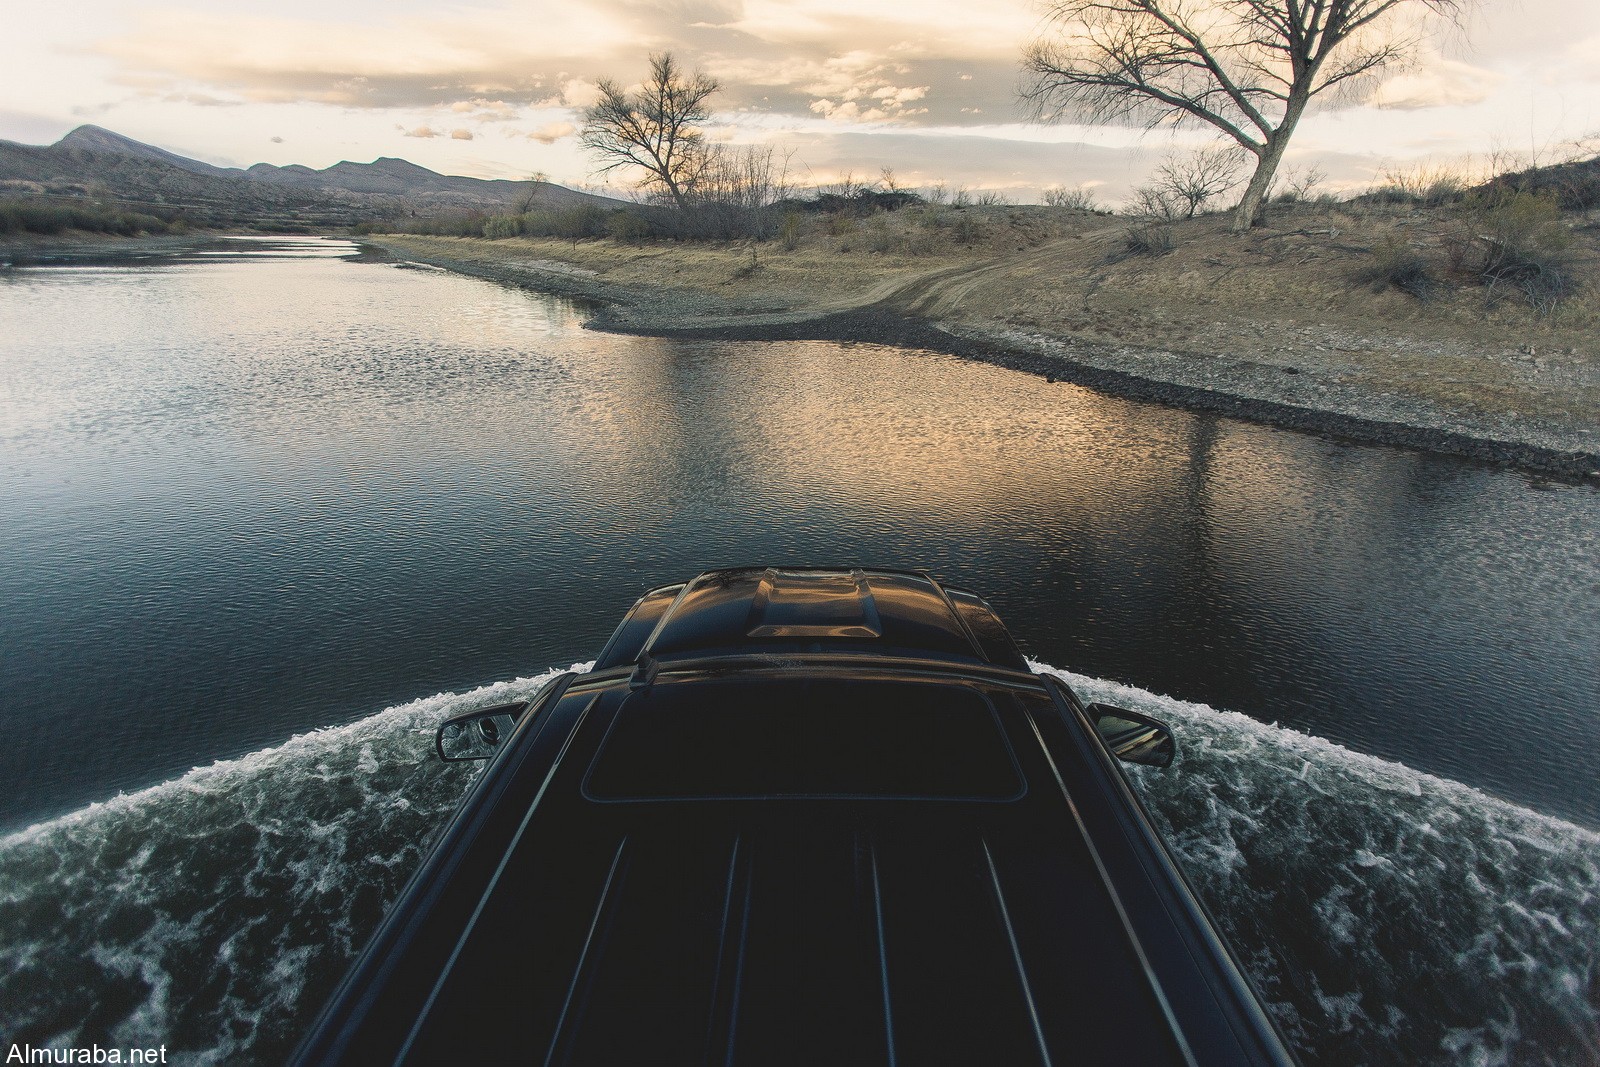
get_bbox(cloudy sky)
[4,0,1598,204]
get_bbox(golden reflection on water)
[1,236,1597,830]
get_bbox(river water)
[1,237,1596,1064]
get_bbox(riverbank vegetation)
[365,172,1600,470]
[0,198,184,237]
[360,153,1600,318]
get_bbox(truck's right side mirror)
[436,702,528,762]
[1087,704,1177,768]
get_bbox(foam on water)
[1032,664,1600,1067]
[0,665,588,1064]
[1,663,1596,1065]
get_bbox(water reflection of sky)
[1,236,1597,830]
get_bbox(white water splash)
[0,665,589,1065]
[1,662,1596,1066]
[1032,663,1600,1067]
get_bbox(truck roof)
[593,567,1029,672]
[294,570,1295,1067]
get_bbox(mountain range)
[0,125,618,228]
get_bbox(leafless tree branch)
[1021,0,1463,230]
[580,53,720,211]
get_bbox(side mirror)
[436,702,528,762]
[1087,704,1177,768]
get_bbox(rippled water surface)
[1,237,1597,1064]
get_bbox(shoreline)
[364,235,1600,485]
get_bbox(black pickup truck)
[294,567,1295,1066]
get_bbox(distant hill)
[0,125,619,230]
[56,124,243,179]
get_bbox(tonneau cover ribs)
[391,693,1186,1066]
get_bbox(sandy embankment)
[365,209,1600,483]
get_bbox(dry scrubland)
[372,196,1600,475]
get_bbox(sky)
[3,0,1598,205]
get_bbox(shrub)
[1275,165,1329,204]
[397,211,488,237]
[1146,145,1245,218]
[556,205,613,239]
[900,229,937,256]
[606,210,653,243]
[1368,164,1471,207]
[950,211,981,245]
[1354,237,1438,300]
[1451,188,1577,313]
[482,215,520,239]
[1122,222,1174,257]
[0,199,174,236]
[1042,185,1098,210]
[786,188,922,218]
[728,249,762,279]
[1126,186,1183,220]
[862,216,893,253]
[778,210,802,251]
[1477,155,1600,211]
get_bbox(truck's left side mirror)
[1087,704,1177,768]
[436,702,528,762]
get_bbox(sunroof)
[583,679,1025,802]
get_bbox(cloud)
[523,121,576,144]
[558,78,602,109]
[782,128,1142,198]
[92,8,631,109]
[160,91,242,107]
[451,98,522,123]
[1368,57,1506,110]
[270,135,284,143]
[84,0,1545,143]
[400,125,441,138]
[450,128,474,140]
[85,1,1027,129]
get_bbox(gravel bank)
[387,236,1600,485]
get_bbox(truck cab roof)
[592,567,1030,673]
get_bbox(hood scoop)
[745,568,883,639]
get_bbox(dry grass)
[378,198,1600,428]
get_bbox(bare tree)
[1022,0,1460,231]
[1279,163,1329,201]
[683,144,796,239]
[1150,143,1246,217]
[517,170,550,214]
[580,53,719,210]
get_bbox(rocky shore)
[364,225,1600,484]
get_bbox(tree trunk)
[1231,93,1310,233]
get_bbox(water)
[2,669,1594,1065]
[1,237,1597,1063]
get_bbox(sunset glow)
[5,0,1599,204]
